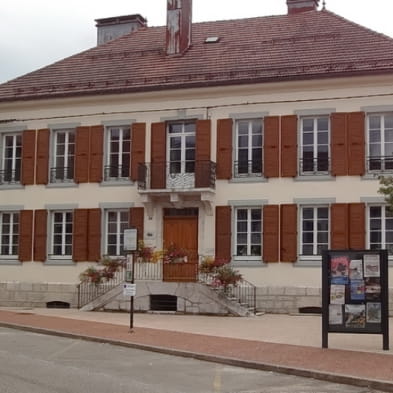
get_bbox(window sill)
[295,259,322,267]
[100,180,134,187]
[45,259,75,266]
[232,258,265,267]
[0,184,24,190]
[230,176,267,184]
[0,259,21,265]
[362,173,384,181]
[46,182,78,189]
[294,175,335,182]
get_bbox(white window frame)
[104,209,129,257]
[0,211,19,259]
[105,126,131,180]
[299,116,330,176]
[234,207,262,260]
[50,211,73,259]
[367,113,393,173]
[234,119,263,177]
[51,128,75,183]
[367,205,393,254]
[1,133,22,184]
[299,205,329,259]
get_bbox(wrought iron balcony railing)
[138,160,216,190]
[234,160,263,178]
[50,167,74,183]
[0,169,21,184]
[299,157,330,175]
[367,156,393,173]
[104,165,130,181]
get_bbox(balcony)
[50,167,74,183]
[0,169,20,185]
[234,160,263,178]
[299,157,330,176]
[137,161,216,216]
[367,156,393,173]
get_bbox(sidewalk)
[0,307,392,392]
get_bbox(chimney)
[166,0,192,55]
[95,14,147,45]
[287,0,319,14]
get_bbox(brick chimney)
[95,14,147,45]
[166,0,192,55]
[287,0,319,14]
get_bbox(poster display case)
[322,249,389,350]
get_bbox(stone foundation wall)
[1,281,392,316]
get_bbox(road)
[0,327,384,393]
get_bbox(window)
[105,126,131,180]
[51,129,75,182]
[300,206,329,256]
[51,211,73,258]
[367,114,393,172]
[0,212,19,258]
[1,133,22,184]
[368,206,393,254]
[105,209,129,256]
[300,116,329,175]
[168,122,195,175]
[234,119,262,177]
[235,208,261,257]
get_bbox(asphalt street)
[0,327,385,393]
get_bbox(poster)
[345,304,366,328]
[364,254,380,277]
[365,277,381,301]
[330,256,349,284]
[366,303,382,324]
[329,304,343,325]
[330,284,345,304]
[350,280,365,301]
[349,259,363,280]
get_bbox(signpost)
[123,228,137,332]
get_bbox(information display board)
[322,249,389,350]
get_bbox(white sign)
[124,228,137,251]
[123,283,136,297]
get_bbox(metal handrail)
[0,169,20,184]
[367,155,393,172]
[299,157,330,175]
[50,167,74,183]
[104,165,130,181]
[234,160,262,177]
[77,265,126,308]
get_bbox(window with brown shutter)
[216,119,233,180]
[129,207,144,243]
[263,205,279,262]
[331,203,349,249]
[215,206,231,261]
[331,113,348,176]
[347,112,365,176]
[88,208,101,261]
[89,125,104,183]
[151,122,166,189]
[36,129,50,185]
[263,116,280,178]
[131,123,146,182]
[19,210,33,262]
[349,203,365,249]
[34,210,47,262]
[280,204,297,262]
[73,209,88,262]
[281,115,298,177]
[195,119,211,187]
[21,130,36,185]
[74,127,90,183]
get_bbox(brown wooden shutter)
[349,203,365,249]
[151,122,166,189]
[195,119,211,188]
[331,203,349,249]
[347,112,365,176]
[216,119,233,180]
[129,207,144,243]
[73,209,88,262]
[36,129,50,185]
[21,130,36,185]
[280,204,298,262]
[131,123,146,182]
[88,208,101,261]
[263,205,279,262]
[331,113,348,176]
[34,209,47,262]
[19,210,33,262]
[75,126,90,183]
[281,115,298,177]
[89,125,104,183]
[264,116,280,178]
[215,206,231,261]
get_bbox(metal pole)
[129,252,135,332]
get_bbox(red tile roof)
[1,9,393,102]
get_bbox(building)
[0,0,392,314]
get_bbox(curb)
[1,321,393,393]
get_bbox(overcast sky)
[1,0,393,84]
